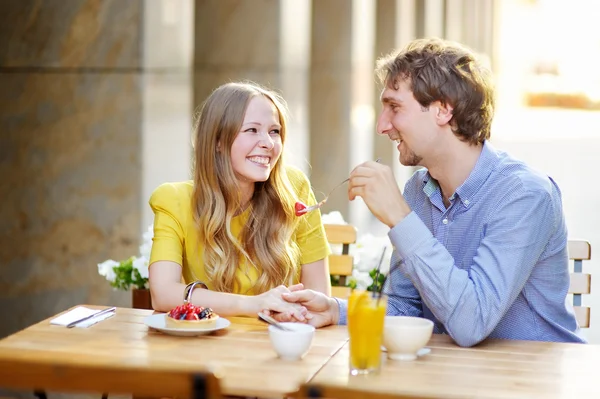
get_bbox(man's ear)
[434,102,454,126]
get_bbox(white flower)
[350,269,373,291]
[98,259,119,282]
[351,233,393,275]
[132,256,149,279]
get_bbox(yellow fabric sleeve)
[148,182,192,267]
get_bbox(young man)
[282,38,585,347]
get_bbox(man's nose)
[376,111,392,135]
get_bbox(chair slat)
[324,224,357,245]
[574,306,590,328]
[331,286,351,299]
[329,255,353,276]
[297,383,428,399]
[566,239,592,329]
[569,273,591,295]
[568,240,591,260]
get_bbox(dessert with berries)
[166,302,219,329]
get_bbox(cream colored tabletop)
[310,333,600,398]
[0,305,348,398]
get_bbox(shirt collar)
[454,141,499,207]
[421,141,500,207]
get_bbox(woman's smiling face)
[230,95,283,191]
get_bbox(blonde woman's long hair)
[191,81,301,294]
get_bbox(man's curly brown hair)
[376,38,495,145]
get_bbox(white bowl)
[383,316,434,361]
[268,323,315,361]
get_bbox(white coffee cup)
[383,316,433,361]
[268,323,315,361]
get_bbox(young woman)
[148,81,331,320]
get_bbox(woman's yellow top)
[148,166,331,295]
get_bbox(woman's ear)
[216,141,222,152]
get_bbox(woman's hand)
[281,289,339,328]
[250,284,309,322]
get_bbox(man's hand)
[251,284,308,322]
[280,289,339,328]
[347,160,411,228]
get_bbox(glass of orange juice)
[348,290,387,375]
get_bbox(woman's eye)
[244,128,258,133]
[270,129,281,135]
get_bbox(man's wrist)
[329,297,340,325]
[385,206,411,228]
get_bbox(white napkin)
[50,306,115,328]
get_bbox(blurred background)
[1,0,598,345]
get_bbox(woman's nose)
[259,133,274,149]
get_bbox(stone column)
[445,0,464,42]
[194,0,282,102]
[463,0,496,59]
[309,0,377,228]
[373,0,419,203]
[141,0,194,230]
[374,0,398,168]
[193,0,311,173]
[0,0,142,338]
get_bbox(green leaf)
[107,256,149,291]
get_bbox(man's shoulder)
[493,154,557,195]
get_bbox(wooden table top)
[310,333,599,399]
[0,305,349,398]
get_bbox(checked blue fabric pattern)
[336,141,585,347]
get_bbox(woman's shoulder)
[149,181,194,211]
[283,164,310,188]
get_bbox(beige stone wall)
[0,0,142,338]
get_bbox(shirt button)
[464,200,470,205]
[442,218,448,225]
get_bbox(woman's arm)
[149,260,308,320]
[300,258,331,296]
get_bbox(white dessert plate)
[381,346,431,357]
[143,313,231,337]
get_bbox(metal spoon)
[258,312,293,331]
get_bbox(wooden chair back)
[568,240,592,328]
[296,383,438,399]
[324,224,357,298]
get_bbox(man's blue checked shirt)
[336,141,585,347]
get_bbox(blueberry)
[198,308,213,319]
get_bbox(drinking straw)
[372,247,387,301]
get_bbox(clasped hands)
[256,284,339,328]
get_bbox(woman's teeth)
[248,156,270,165]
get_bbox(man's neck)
[427,141,483,204]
